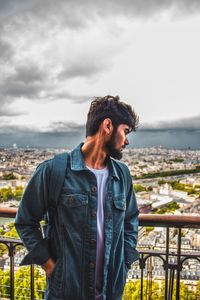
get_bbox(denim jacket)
[15,143,139,300]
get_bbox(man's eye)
[125,130,129,135]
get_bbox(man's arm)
[124,169,139,269]
[14,161,53,266]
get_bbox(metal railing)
[0,207,200,300]
[137,214,200,300]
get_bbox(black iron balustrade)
[0,207,200,300]
[138,214,200,300]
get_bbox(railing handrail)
[139,213,200,227]
[1,206,200,227]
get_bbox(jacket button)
[89,262,95,269]
[89,286,94,294]
[91,186,97,193]
[90,239,96,245]
[91,211,96,217]
[68,197,74,204]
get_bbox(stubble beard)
[105,130,123,160]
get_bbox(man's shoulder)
[37,152,69,170]
[36,157,54,171]
[110,158,130,175]
[110,157,128,168]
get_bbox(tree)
[0,266,46,299]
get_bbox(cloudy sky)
[0,0,200,147]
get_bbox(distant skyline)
[0,0,200,146]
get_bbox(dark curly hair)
[86,95,139,137]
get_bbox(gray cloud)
[0,63,47,104]
[47,121,84,133]
[59,59,109,80]
[0,0,34,19]
[140,115,200,130]
[12,64,46,84]
[0,59,92,104]
[0,122,36,133]
[0,120,84,134]
[52,91,92,104]
[1,0,200,119]
[0,39,13,61]
[0,105,24,117]
[1,1,200,24]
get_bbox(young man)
[15,95,139,300]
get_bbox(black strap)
[49,152,69,209]
[43,152,69,238]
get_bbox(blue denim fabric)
[15,143,139,300]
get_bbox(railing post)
[168,267,175,300]
[165,227,169,300]
[176,228,181,300]
[8,242,15,300]
[30,264,35,300]
[139,254,145,300]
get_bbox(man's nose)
[125,138,129,145]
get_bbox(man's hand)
[42,258,56,278]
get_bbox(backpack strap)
[43,152,69,238]
[49,152,69,209]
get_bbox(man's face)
[106,124,131,160]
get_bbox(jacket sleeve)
[124,167,139,268]
[14,160,52,266]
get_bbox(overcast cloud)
[0,0,200,146]
[141,115,200,130]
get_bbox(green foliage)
[160,280,197,300]
[0,243,7,256]
[146,226,154,233]
[0,186,24,202]
[123,280,160,300]
[133,184,152,193]
[6,222,14,230]
[134,168,200,180]
[0,222,19,255]
[0,228,5,235]
[0,187,13,202]
[14,186,24,201]
[153,201,180,214]
[134,184,146,193]
[4,227,19,239]
[123,280,198,300]
[2,173,17,180]
[196,280,200,298]
[0,268,10,299]
[0,268,199,299]
[0,267,46,299]
[4,223,19,238]
[169,158,184,162]
[157,180,199,196]
[170,181,185,190]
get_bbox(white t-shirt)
[87,165,109,300]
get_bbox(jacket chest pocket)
[112,194,126,236]
[60,193,88,231]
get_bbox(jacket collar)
[70,142,120,180]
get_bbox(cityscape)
[0,146,200,299]
[1,0,200,298]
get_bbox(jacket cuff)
[20,238,51,266]
[125,246,139,267]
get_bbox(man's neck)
[81,137,108,170]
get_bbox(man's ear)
[103,118,113,135]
